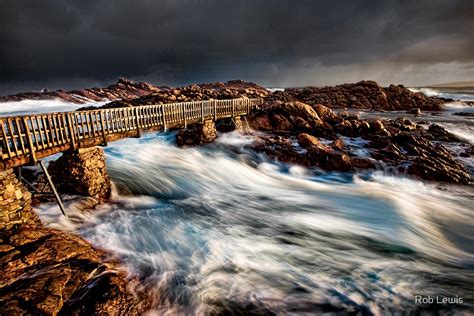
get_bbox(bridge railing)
[0,98,263,169]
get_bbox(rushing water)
[3,91,474,314]
[32,130,473,314]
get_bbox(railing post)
[201,102,204,123]
[22,117,37,164]
[161,105,167,131]
[213,100,217,119]
[98,110,108,146]
[0,118,12,158]
[66,113,76,149]
[182,103,187,129]
[134,107,141,138]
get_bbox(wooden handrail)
[0,98,263,170]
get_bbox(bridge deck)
[0,98,263,170]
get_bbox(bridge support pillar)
[176,119,217,146]
[0,168,41,236]
[216,115,249,133]
[47,147,111,200]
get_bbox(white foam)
[0,98,109,116]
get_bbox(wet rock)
[271,114,293,131]
[452,112,474,117]
[248,101,324,133]
[331,138,345,150]
[0,227,149,315]
[352,157,376,169]
[338,111,359,120]
[48,147,111,200]
[176,120,217,146]
[427,124,462,142]
[297,133,353,171]
[407,107,421,116]
[314,104,344,125]
[247,114,273,131]
[247,135,308,165]
[394,133,470,184]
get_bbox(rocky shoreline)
[246,101,471,184]
[1,79,472,314]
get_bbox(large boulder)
[394,133,470,184]
[297,133,353,172]
[48,147,111,200]
[248,101,325,133]
[176,120,218,146]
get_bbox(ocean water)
[3,91,474,314]
[34,131,473,314]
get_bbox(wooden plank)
[7,118,20,156]
[0,118,12,158]
[66,113,76,149]
[36,116,46,149]
[89,112,96,136]
[14,118,27,154]
[58,114,66,144]
[22,117,37,163]
[85,112,92,138]
[98,110,107,145]
[50,114,60,145]
[28,116,39,150]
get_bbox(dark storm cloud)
[0,0,473,93]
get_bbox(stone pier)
[47,147,111,200]
[216,116,248,133]
[176,119,218,146]
[0,169,41,235]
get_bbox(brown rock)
[313,104,344,124]
[176,120,217,146]
[297,133,353,171]
[271,114,293,131]
[268,80,444,111]
[247,114,274,131]
[0,227,149,315]
[48,147,111,200]
[331,138,345,150]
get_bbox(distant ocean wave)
[410,87,474,102]
[0,98,108,116]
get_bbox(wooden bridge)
[0,98,263,170]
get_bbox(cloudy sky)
[1,0,473,94]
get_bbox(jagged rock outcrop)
[248,101,325,132]
[176,120,218,146]
[48,147,111,200]
[99,80,269,110]
[248,101,471,183]
[0,227,149,315]
[269,80,443,111]
[297,133,353,171]
[0,168,147,314]
[0,78,163,104]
